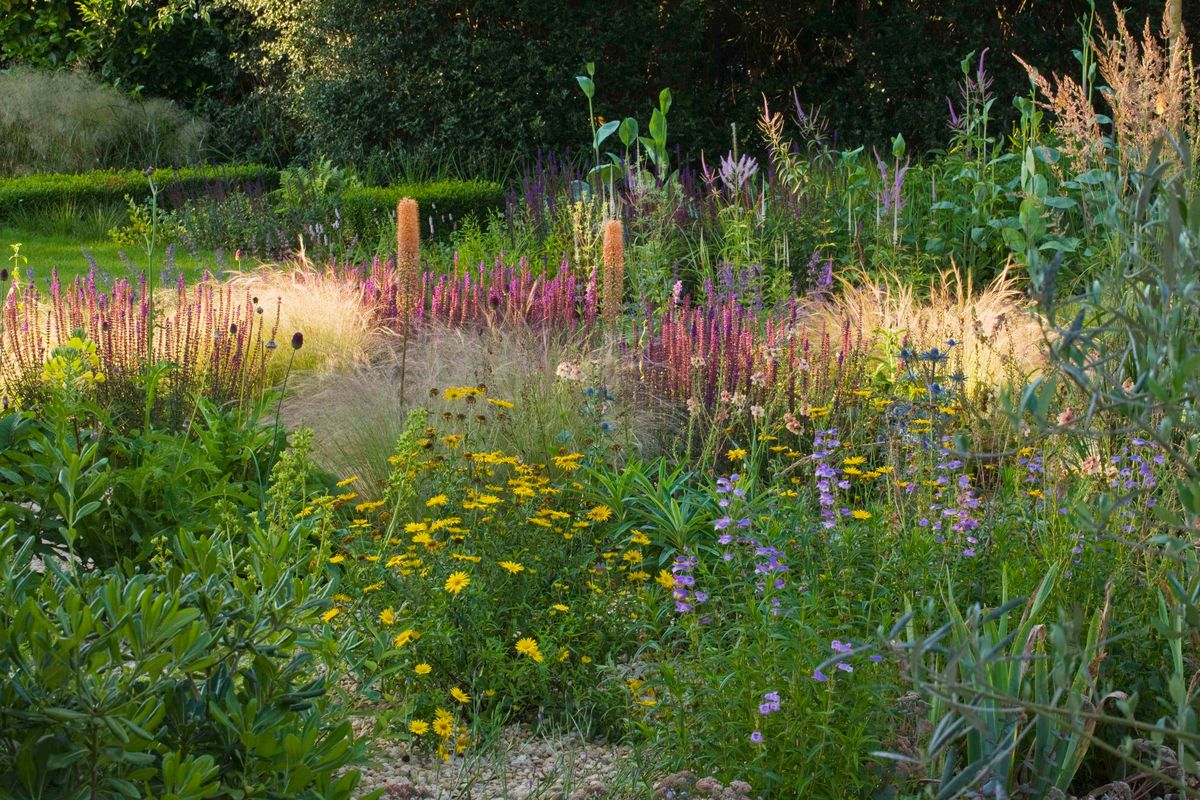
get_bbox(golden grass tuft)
[809,263,1044,388]
[226,266,375,383]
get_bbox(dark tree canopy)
[3,0,1193,167]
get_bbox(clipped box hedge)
[0,164,279,221]
[339,181,504,241]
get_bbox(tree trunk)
[1167,0,1183,51]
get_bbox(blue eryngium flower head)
[599,421,615,432]
[555,430,573,443]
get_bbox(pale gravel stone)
[352,724,633,800]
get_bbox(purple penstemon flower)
[758,691,781,715]
[812,428,842,531]
[671,552,703,614]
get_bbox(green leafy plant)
[876,566,1114,799]
[0,451,375,799]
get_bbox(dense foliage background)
[4,0,1192,167]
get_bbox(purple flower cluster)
[715,473,751,559]
[1112,438,1165,534]
[806,250,834,299]
[758,691,781,716]
[813,638,881,682]
[946,472,982,558]
[873,150,911,215]
[812,428,844,530]
[672,551,705,613]
[914,437,980,558]
[1019,447,1046,510]
[754,543,788,590]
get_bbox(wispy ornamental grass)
[1,268,279,417]
[814,263,1043,389]
[227,266,375,383]
[284,321,671,498]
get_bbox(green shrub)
[0,164,279,223]
[0,68,208,177]
[0,377,280,567]
[0,521,369,800]
[338,181,504,242]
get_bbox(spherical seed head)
[291,331,304,350]
[0,269,8,282]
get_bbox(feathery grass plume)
[601,218,625,327]
[811,263,1043,389]
[1016,1,1199,173]
[1093,3,1199,168]
[1013,52,1107,174]
[226,266,373,384]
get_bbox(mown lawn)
[1,226,248,286]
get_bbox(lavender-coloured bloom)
[811,669,829,682]
[750,730,764,743]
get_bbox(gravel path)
[355,726,638,800]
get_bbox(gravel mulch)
[354,726,638,800]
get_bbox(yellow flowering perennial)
[515,637,544,663]
[444,571,470,594]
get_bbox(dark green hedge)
[0,165,279,221]
[8,2,1192,166]
[252,0,1192,167]
[339,181,505,241]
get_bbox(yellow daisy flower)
[515,637,544,663]
[444,571,470,594]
